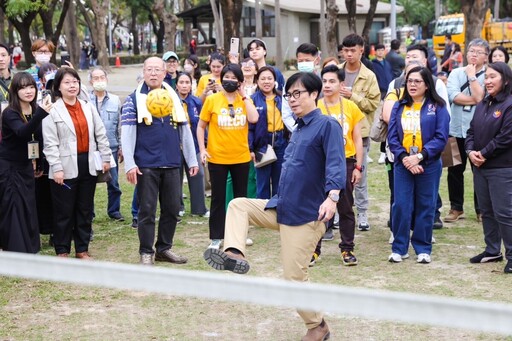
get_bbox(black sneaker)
[469,251,503,264]
[109,213,125,222]
[505,260,512,274]
[341,251,358,266]
[131,218,138,229]
[322,227,334,241]
[433,217,443,229]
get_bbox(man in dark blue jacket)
[372,44,394,99]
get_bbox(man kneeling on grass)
[204,72,346,341]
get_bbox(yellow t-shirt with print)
[195,74,221,98]
[200,92,251,164]
[265,96,284,133]
[318,98,365,158]
[401,102,423,153]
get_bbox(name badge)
[28,141,39,159]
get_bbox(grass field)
[1,142,511,341]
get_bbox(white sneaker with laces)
[388,253,403,263]
[431,235,436,244]
[202,210,210,218]
[357,212,370,231]
[208,239,223,250]
[417,253,431,264]
[178,210,185,217]
[388,231,394,244]
[246,238,254,246]
[367,155,374,163]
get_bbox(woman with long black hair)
[0,72,53,252]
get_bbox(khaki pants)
[224,198,326,329]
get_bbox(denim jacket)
[90,91,121,152]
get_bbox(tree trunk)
[64,0,81,67]
[326,0,339,58]
[219,0,243,52]
[130,8,140,55]
[275,0,283,70]
[89,0,110,69]
[461,0,490,47]
[4,7,38,65]
[345,0,357,33]
[320,0,327,57]
[210,0,223,48]
[361,0,379,43]
[255,0,262,38]
[39,0,71,59]
[153,0,179,52]
[0,8,5,43]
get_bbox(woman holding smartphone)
[195,53,225,102]
[0,72,53,253]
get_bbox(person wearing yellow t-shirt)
[249,66,289,199]
[387,66,450,264]
[195,52,225,102]
[311,65,364,266]
[197,64,259,250]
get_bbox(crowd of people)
[0,34,511,340]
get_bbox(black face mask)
[222,80,239,93]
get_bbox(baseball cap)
[247,38,267,51]
[162,51,179,62]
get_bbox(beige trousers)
[224,198,326,329]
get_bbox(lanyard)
[323,96,344,128]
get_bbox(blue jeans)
[255,131,288,199]
[392,160,442,256]
[473,167,512,260]
[107,151,122,217]
[131,185,138,219]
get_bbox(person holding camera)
[195,52,225,102]
[197,63,258,250]
[0,72,53,253]
[387,66,450,264]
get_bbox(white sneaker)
[417,253,431,264]
[208,239,223,250]
[333,211,340,229]
[357,212,370,231]
[202,210,210,218]
[178,210,185,217]
[367,155,374,163]
[388,253,403,263]
[246,238,254,246]
[431,235,436,244]
[388,231,394,244]
[378,152,386,164]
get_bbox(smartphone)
[229,37,240,55]
[60,54,70,66]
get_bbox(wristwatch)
[417,153,424,161]
[328,192,340,203]
[469,76,478,82]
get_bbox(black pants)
[51,153,97,255]
[447,137,480,213]
[137,167,181,254]
[208,162,249,239]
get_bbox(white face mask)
[184,64,194,73]
[35,54,51,64]
[297,61,315,73]
[93,81,107,91]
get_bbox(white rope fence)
[1,251,511,335]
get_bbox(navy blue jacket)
[388,98,450,165]
[182,93,204,154]
[249,90,285,156]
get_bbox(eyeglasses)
[467,49,488,56]
[283,90,308,101]
[144,68,164,74]
[62,80,79,86]
[35,50,52,55]
[228,104,235,118]
[241,61,255,67]
[407,79,424,85]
